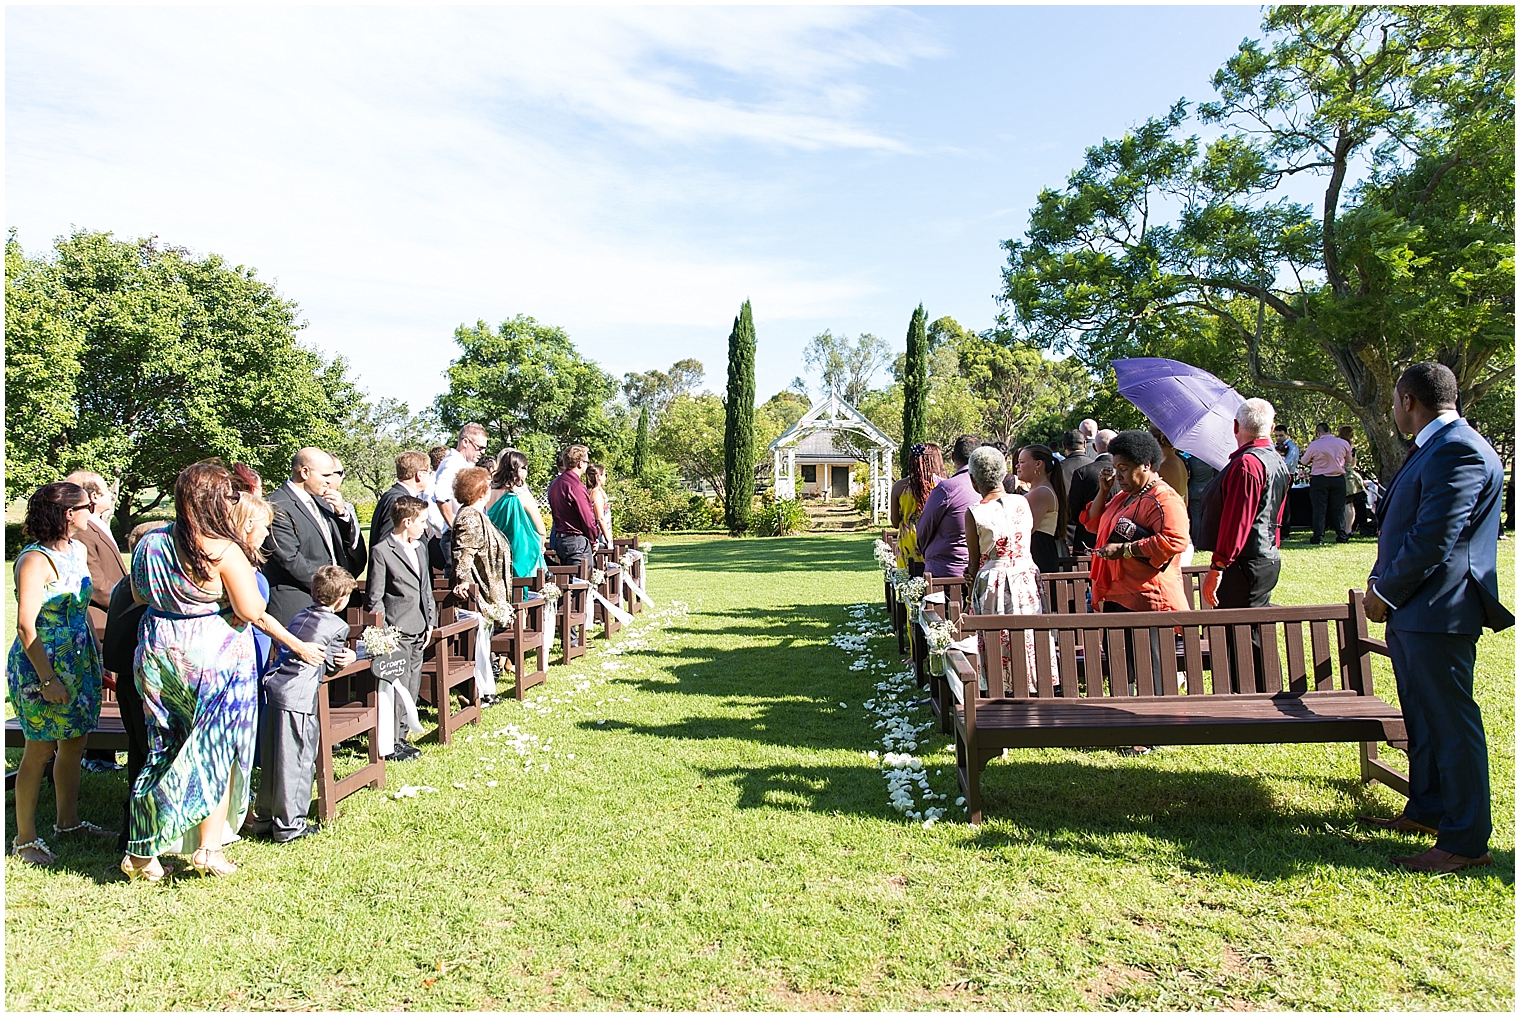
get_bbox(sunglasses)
[67,503,92,513]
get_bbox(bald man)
[262,448,365,624]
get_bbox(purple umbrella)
[1111,358,1244,470]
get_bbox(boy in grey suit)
[365,495,436,760]
[252,566,358,843]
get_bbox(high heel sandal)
[120,854,169,883]
[190,847,238,877]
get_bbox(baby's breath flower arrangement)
[361,624,403,658]
[539,582,562,602]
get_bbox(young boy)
[364,495,435,761]
[252,565,357,843]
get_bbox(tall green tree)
[900,304,929,475]
[622,358,705,417]
[632,404,651,479]
[723,300,756,535]
[999,5,1514,479]
[802,329,891,405]
[435,314,620,481]
[5,229,341,539]
[657,394,729,505]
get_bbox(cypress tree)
[900,303,929,475]
[632,404,650,479]
[723,300,757,535]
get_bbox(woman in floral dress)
[962,446,1051,695]
[451,466,514,706]
[8,482,113,866]
[125,461,271,880]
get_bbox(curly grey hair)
[968,445,1007,495]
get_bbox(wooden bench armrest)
[430,617,478,641]
[1362,636,1389,656]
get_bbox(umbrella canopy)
[1111,358,1244,470]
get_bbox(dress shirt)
[1277,437,1301,476]
[1371,410,1463,610]
[1302,435,1353,476]
[1210,439,1283,570]
[428,449,469,530]
[283,480,336,561]
[392,533,422,575]
[548,470,602,541]
[914,468,979,578]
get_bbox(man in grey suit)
[252,566,357,843]
[263,448,365,625]
[365,495,436,760]
[1360,363,1513,873]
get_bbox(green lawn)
[4,533,1514,1010]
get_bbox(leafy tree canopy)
[5,229,342,538]
[803,329,891,406]
[435,314,621,481]
[999,5,1514,478]
[622,358,705,417]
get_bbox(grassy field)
[3,532,1514,1010]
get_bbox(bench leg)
[1360,740,1410,798]
[956,733,983,825]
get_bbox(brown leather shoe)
[1391,847,1493,873]
[1356,814,1437,836]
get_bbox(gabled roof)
[767,393,897,453]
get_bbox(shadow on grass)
[652,534,876,575]
[596,603,1517,884]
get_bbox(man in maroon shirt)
[547,444,603,571]
[1201,398,1291,610]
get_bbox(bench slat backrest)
[956,591,1375,702]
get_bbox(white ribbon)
[621,574,654,608]
[591,589,634,627]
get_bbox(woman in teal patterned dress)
[123,461,271,880]
[8,482,114,866]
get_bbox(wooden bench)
[1041,564,1215,615]
[612,535,646,615]
[935,590,1408,823]
[545,561,592,665]
[314,618,388,821]
[490,572,550,700]
[591,547,625,640]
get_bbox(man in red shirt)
[1201,398,1291,610]
[547,444,603,571]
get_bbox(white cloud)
[7,6,941,408]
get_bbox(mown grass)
[3,533,1514,1010]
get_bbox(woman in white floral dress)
[962,446,1051,694]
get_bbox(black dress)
[1030,529,1065,574]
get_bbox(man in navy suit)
[1359,363,1512,873]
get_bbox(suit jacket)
[368,483,411,569]
[262,605,352,714]
[261,483,364,625]
[1065,453,1111,552]
[1372,418,1513,636]
[366,534,436,636]
[76,518,127,640]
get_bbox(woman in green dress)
[487,450,548,578]
[8,482,114,866]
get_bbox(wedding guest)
[1066,429,1114,555]
[365,495,435,759]
[584,464,614,547]
[888,443,945,577]
[547,445,602,571]
[251,565,357,843]
[1078,418,1099,444]
[103,522,163,852]
[1302,422,1353,544]
[326,456,368,579]
[1081,430,1189,708]
[915,435,980,581]
[263,448,364,625]
[1014,445,1067,574]
[8,482,114,867]
[451,466,514,707]
[1272,425,1301,476]
[369,451,432,563]
[428,424,488,531]
[1361,363,1512,872]
[125,461,266,880]
[963,446,1049,695]
[64,470,128,773]
[231,462,265,499]
[1200,399,1290,610]
[428,446,449,472]
[63,470,126,642]
[1149,428,1192,565]
[487,450,548,578]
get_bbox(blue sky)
[6,4,1267,414]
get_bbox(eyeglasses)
[332,469,345,477]
[465,438,486,451]
[67,503,92,513]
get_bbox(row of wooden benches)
[878,531,1408,824]
[4,536,650,824]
